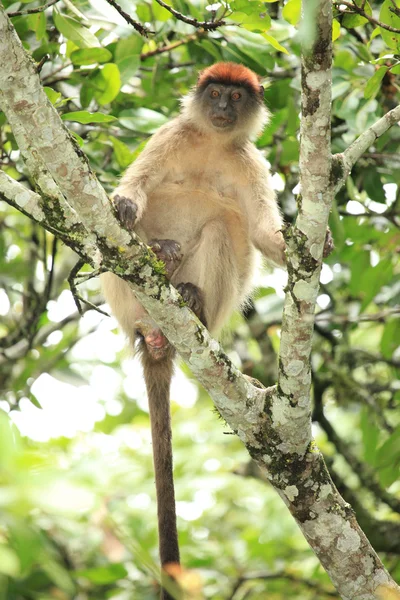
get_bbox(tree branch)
[153,0,227,30]
[332,104,400,191]
[103,0,151,37]
[1,4,400,598]
[140,34,199,60]
[7,0,60,17]
[335,1,400,33]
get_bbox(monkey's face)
[199,84,259,131]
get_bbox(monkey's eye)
[210,90,220,98]
[231,92,242,101]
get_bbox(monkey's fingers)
[149,239,183,263]
[113,194,138,229]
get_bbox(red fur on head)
[197,62,262,97]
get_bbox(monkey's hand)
[149,239,183,279]
[323,227,334,258]
[113,194,138,229]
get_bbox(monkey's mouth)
[211,116,234,128]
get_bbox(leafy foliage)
[0,0,399,598]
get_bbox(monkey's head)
[182,62,269,139]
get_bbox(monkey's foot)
[149,239,183,278]
[176,282,207,327]
[144,329,171,361]
[323,227,334,258]
[135,317,170,361]
[114,194,138,229]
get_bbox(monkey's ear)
[259,85,265,97]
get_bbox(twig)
[140,34,198,60]
[8,0,60,17]
[104,0,151,37]
[335,0,400,33]
[313,381,400,515]
[68,259,109,317]
[362,152,400,163]
[332,104,400,191]
[154,0,227,30]
[229,571,338,599]
[316,307,400,324]
[389,0,400,17]
[36,54,50,74]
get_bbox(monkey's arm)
[112,121,178,224]
[243,149,286,267]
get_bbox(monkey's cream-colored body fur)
[101,111,285,340]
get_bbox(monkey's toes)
[114,194,138,229]
[176,282,207,326]
[323,227,334,258]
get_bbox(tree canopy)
[0,0,399,599]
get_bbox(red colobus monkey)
[101,62,285,599]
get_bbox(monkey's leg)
[172,219,240,334]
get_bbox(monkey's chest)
[142,169,246,248]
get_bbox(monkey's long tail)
[140,343,180,600]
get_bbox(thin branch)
[140,34,198,60]
[103,0,152,37]
[8,0,60,17]
[154,0,227,30]
[68,259,109,317]
[229,571,338,599]
[335,0,400,33]
[313,383,400,515]
[332,104,400,191]
[316,307,400,324]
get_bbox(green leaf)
[80,80,94,108]
[151,0,171,21]
[92,64,121,105]
[116,55,140,85]
[44,87,61,105]
[262,32,289,54]
[376,429,400,487]
[53,10,101,48]
[364,66,388,99]
[379,0,400,51]
[229,8,271,33]
[70,47,112,65]
[282,0,301,25]
[0,546,20,577]
[110,136,135,168]
[61,111,117,124]
[332,19,341,41]
[224,30,275,69]
[76,563,128,585]
[360,407,380,466]
[342,12,367,28]
[27,11,46,40]
[380,319,400,359]
[115,35,144,62]
[119,108,168,133]
[391,64,400,74]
